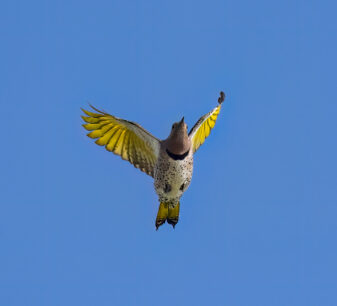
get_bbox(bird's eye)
[172,124,175,129]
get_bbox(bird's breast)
[154,149,193,201]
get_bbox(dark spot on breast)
[180,183,185,191]
[164,183,172,193]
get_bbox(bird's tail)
[155,202,180,230]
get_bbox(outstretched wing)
[81,105,160,177]
[189,92,225,154]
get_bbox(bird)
[81,91,225,230]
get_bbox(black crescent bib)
[166,149,190,160]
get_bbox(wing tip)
[89,104,107,114]
[82,123,91,131]
[218,91,225,104]
[81,107,90,116]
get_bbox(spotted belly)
[154,151,193,205]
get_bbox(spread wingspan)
[189,92,225,154]
[81,105,160,177]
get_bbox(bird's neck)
[165,132,190,155]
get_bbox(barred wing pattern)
[81,106,160,177]
[189,103,222,154]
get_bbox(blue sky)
[1,0,337,305]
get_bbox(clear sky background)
[1,0,337,305]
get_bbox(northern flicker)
[81,91,225,229]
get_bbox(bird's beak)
[179,117,185,124]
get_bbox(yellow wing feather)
[81,106,160,177]
[189,103,222,154]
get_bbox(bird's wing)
[81,105,160,177]
[189,92,225,154]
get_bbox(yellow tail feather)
[167,202,180,228]
[155,202,180,230]
[155,203,168,230]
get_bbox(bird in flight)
[81,91,225,229]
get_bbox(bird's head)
[165,117,191,155]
